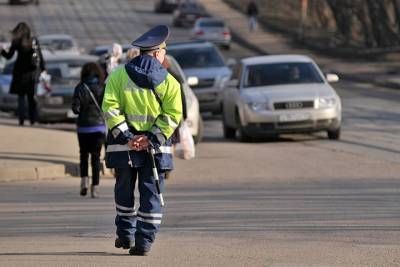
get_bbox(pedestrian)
[71,62,106,198]
[0,22,45,126]
[247,0,259,32]
[106,43,123,75]
[102,25,182,256]
[126,47,140,61]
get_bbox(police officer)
[102,25,182,256]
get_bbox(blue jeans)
[114,162,165,251]
[18,93,36,125]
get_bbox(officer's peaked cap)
[132,25,170,51]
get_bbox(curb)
[0,164,67,182]
[0,162,114,182]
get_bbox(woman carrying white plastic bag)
[175,120,195,160]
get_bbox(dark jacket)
[247,1,258,16]
[71,77,105,127]
[1,37,45,95]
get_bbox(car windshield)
[180,3,204,12]
[167,46,225,68]
[199,20,224,27]
[40,39,74,50]
[244,62,324,88]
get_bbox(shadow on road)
[0,252,129,257]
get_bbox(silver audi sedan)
[221,55,342,141]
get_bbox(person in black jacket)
[247,0,259,32]
[0,22,45,126]
[72,62,106,198]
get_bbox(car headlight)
[248,101,269,112]
[318,97,336,108]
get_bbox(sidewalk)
[198,0,400,90]
[0,114,88,182]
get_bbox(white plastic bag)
[175,121,195,160]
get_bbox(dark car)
[172,2,208,28]
[154,0,179,13]
[8,0,39,5]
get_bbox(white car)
[191,18,231,49]
[166,55,203,143]
[222,55,342,141]
[38,34,81,55]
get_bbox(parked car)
[166,55,203,143]
[0,59,17,112]
[154,0,179,13]
[0,52,98,121]
[172,2,208,28]
[35,53,98,122]
[38,34,81,55]
[8,0,39,4]
[221,55,342,141]
[167,41,232,114]
[191,18,231,49]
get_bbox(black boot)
[115,238,133,249]
[129,246,149,256]
[80,177,89,196]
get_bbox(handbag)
[175,121,195,160]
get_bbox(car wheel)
[327,128,340,140]
[193,116,204,144]
[222,112,235,139]
[222,44,230,50]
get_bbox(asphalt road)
[0,0,399,266]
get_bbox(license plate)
[279,113,310,122]
[67,109,77,118]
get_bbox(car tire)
[222,44,230,50]
[223,123,235,139]
[327,128,340,140]
[193,116,204,144]
[222,114,235,139]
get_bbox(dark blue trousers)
[114,162,164,251]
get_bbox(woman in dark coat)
[71,62,106,198]
[0,22,45,126]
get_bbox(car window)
[199,20,224,27]
[167,46,225,68]
[40,39,74,50]
[180,3,205,12]
[243,62,324,88]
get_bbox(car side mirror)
[187,76,199,87]
[326,73,339,83]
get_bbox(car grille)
[274,101,314,110]
[192,78,215,89]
